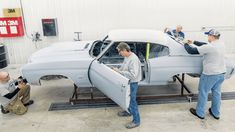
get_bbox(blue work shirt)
[167,29,185,40]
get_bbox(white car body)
[21,29,235,111]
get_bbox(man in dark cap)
[184,29,226,120]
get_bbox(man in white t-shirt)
[112,42,142,129]
[184,29,226,120]
[0,71,34,115]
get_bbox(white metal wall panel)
[0,0,235,64]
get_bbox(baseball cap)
[204,29,220,37]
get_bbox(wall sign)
[0,17,24,37]
[3,8,21,17]
[42,18,58,36]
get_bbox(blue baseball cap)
[204,29,220,37]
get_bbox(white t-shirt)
[0,79,17,107]
[197,40,226,75]
[119,53,142,83]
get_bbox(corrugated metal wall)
[0,0,235,64]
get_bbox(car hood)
[29,41,94,63]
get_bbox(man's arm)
[166,31,172,36]
[3,88,20,99]
[119,60,139,80]
[184,44,199,54]
[193,41,207,46]
[119,65,138,80]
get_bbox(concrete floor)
[1,55,235,132]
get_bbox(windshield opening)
[167,33,185,45]
[89,36,111,57]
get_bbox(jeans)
[128,82,140,124]
[196,73,225,117]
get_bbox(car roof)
[108,29,191,56]
[108,29,168,46]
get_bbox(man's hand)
[164,28,168,33]
[18,82,26,89]
[187,40,193,44]
[184,40,193,44]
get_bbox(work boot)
[189,108,204,119]
[24,100,34,106]
[1,105,9,114]
[209,108,220,120]
[117,111,131,117]
[125,122,140,129]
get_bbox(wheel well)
[40,75,68,81]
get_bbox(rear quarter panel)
[21,59,93,87]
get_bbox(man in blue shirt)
[164,25,185,41]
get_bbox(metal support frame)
[69,73,194,105]
[173,73,193,96]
